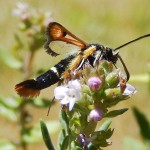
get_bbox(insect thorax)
[90,43,119,64]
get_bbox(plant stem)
[20,101,27,150]
[19,51,35,150]
[24,51,35,79]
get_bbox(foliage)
[0,1,143,150]
[0,2,58,150]
[39,59,136,149]
[123,107,150,150]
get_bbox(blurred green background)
[0,0,150,150]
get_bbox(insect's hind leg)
[74,58,85,72]
[46,80,63,116]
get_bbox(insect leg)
[93,53,103,66]
[117,54,130,81]
[74,58,85,71]
[47,96,55,116]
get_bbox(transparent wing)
[44,22,88,57]
[49,41,81,56]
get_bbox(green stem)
[23,51,35,79]
[19,51,35,150]
[20,101,27,150]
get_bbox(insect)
[15,22,150,98]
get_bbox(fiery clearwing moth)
[15,22,150,97]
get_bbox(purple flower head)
[78,134,90,149]
[89,108,103,122]
[123,83,137,96]
[88,77,102,91]
[54,80,81,111]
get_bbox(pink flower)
[88,77,102,91]
[123,83,137,96]
[54,80,81,111]
[89,108,103,121]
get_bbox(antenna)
[114,33,150,51]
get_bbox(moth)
[15,22,150,97]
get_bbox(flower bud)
[106,72,119,88]
[89,108,103,121]
[97,67,105,80]
[104,88,121,101]
[101,60,113,73]
[88,77,102,91]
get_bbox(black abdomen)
[35,55,75,90]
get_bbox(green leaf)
[0,45,22,69]
[72,146,83,150]
[58,129,66,149]
[0,139,16,150]
[99,119,112,131]
[60,111,69,133]
[61,135,69,150]
[40,120,55,150]
[0,104,18,121]
[124,137,148,150]
[23,120,60,143]
[90,129,114,148]
[29,97,52,108]
[105,108,128,117]
[132,107,150,141]
[0,97,22,109]
[88,143,99,150]
[83,120,97,136]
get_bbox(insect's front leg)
[74,58,85,72]
[93,53,103,66]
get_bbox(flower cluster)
[54,60,136,149]
[54,79,81,111]
[13,2,53,52]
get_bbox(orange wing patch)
[44,22,87,56]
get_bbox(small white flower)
[123,83,137,96]
[54,80,81,111]
[13,2,29,19]
[43,12,53,27]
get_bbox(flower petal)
[60,98,70,105]
[123,83,137,96]
[54,86,68,100]
[68,79,81,91]
[69,98,76,111]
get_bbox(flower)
[89,108,103,121]
[78,134,90,149]
[54,80,81,111]
[43,12,53,27]
[88,77,102,91]
[123,83,137,96]
[13,2,30,20]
